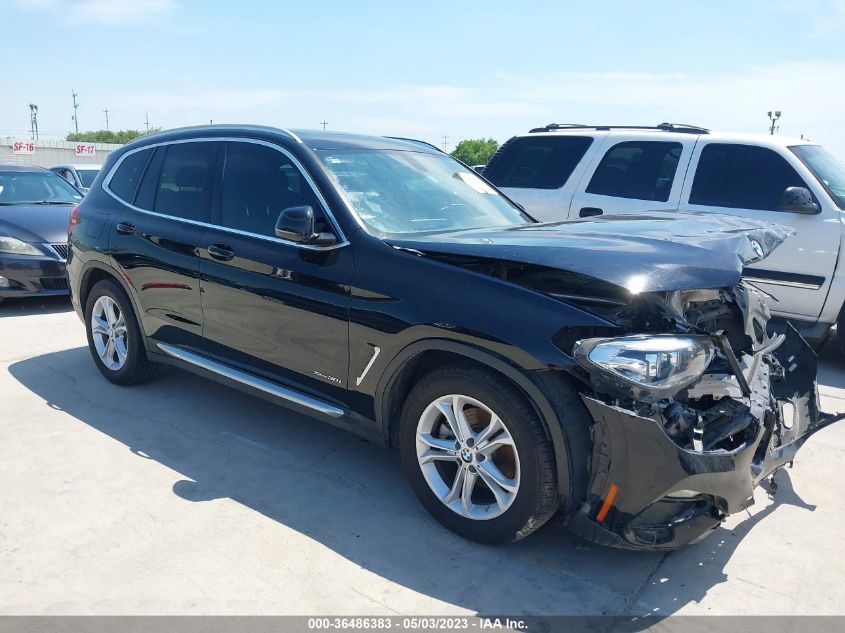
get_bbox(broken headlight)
[573,335,715,399]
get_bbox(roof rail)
[528,122,709,134]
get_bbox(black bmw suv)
[67,125,838,549]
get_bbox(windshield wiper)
[29,200,77,205]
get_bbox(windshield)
[316,149,533,235]
[77,168,100,188]
[790,145,845,210]
[0,170,83,205]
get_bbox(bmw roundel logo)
[750,239,764,259]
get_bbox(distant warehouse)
[0,138,122,168]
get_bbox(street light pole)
[28,103,39,140]
[72,91,79,134]
[767,110,781,135]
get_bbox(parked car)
[483,123,845,349]
[0,164,81,304]
[67,126,839,549]
[50,164,102,194]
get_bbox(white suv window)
[690,143,809,211]
[484,136,593,189]
[585,141,682,202]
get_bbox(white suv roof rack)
[528,122,710,134]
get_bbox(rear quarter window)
[108,148,153,203]
[484,136,593,189]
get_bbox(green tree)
[450,138,498,167]
[66,128,162,144]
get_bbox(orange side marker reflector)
[596,483,619,522]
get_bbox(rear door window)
[586,141,682,202]
[690,143,809,211]
[484,136,593,189]
[152,142,218,222]
[108,148,152,203]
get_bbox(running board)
[156,343,346,418]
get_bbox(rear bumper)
[0,254,68,298]
[569,324,838,550]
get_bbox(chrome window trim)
[101,136,349,251]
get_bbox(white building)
[1,138,122,168]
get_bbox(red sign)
[75,144,96,157]
[11,140,35,154]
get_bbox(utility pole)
[71,91,79,134]
[103,108,110,131]
[442,133,450,152]
[320,119,328,130]
[28,103,39,140]
[144,111,150,134]
[767,110,781,135]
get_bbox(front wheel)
[84,278,156,385]
[399,364,559,543]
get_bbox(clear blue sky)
[2,0,845,155]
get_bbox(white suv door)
[567,134,697,219]
[679,141,840,320]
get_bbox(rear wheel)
[84,279,156,385]
[399,364,558,543]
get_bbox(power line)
[145,111,150,134]
[71,91,79,134]
[103,108,110,131]
[442,133,449,152]
[320,119,328,130]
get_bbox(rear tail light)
[68,205,81,236]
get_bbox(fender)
[77,259,155,353]
[374,338,583,514]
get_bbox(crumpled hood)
[0,204,75,244]
[386,212,794,293]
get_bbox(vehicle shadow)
[0,295,73,317]
[816,337,845,391]
[7,348,820,617]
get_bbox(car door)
[568,135,695,219]
[678,142,840,320]
[198,139,352,403]
[106,140,219,350]
[486,133,602,222]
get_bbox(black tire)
[84,278,156,385]
[399,363,558,544]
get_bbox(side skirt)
[156,343,347,418]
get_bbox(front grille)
[50,243,69,260]
[40,277,68,291]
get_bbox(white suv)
[483,123,845,347]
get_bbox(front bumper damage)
[568,294,843,550]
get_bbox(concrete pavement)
[2,295,844,615]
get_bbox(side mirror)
[780,187,820,214]
[275,206,337,246]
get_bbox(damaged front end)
[565,282,841,550]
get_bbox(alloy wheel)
[415,394,521,520]
[90,295,128,371]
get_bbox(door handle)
[115,221,135,235]
[579,207,603,218]
[207,243,235,261]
